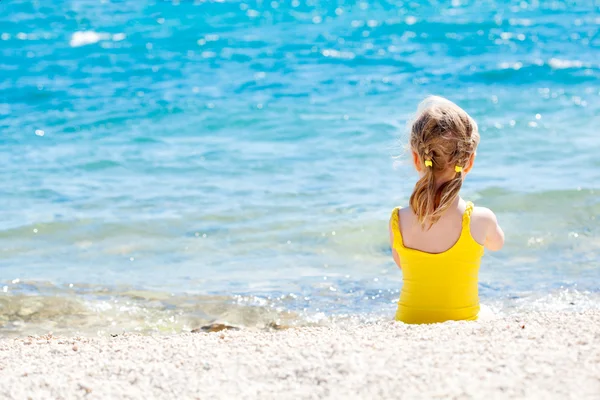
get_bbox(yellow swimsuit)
[390,202,484,324]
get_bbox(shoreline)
[1,311,599,399]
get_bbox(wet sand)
[1,311,599,399]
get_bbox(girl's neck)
[447,195,461,209]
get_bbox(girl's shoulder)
[396,206,419,225]
[470,206,499,245]
[471,206,499,225]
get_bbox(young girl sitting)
[389,96,504,324]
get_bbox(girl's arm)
[482,208,505,251]
[389,220,402,269]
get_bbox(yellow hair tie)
[455,165,463,173]
[424,160,433,167]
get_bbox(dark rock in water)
[266,322,289,331]
[192,323,240,333]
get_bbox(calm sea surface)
[1,0,599,335]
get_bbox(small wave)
[502,288,600,313]
[321,49,356,60]
[470,61,598,83]
[131,137,164,144]
[69,31,126,48]
[0,282,309,336]
[548,58,587,69]
[77,160,121,171]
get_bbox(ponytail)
[409,166,436,227]
[410,168,464,228]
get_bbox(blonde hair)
[409,96,480,227]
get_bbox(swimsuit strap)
[389,207,402,248]
[462,201,474,227]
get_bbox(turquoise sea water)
[1,0,599,335]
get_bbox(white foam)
[548,58,584,69]
[69,31,111,47]
[112,33,126,42]
[321,49,356,60]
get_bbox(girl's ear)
[464,152,476,174]
[412,150,422,172]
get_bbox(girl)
[389,96,504,324]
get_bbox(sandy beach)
[1,311,599,399]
